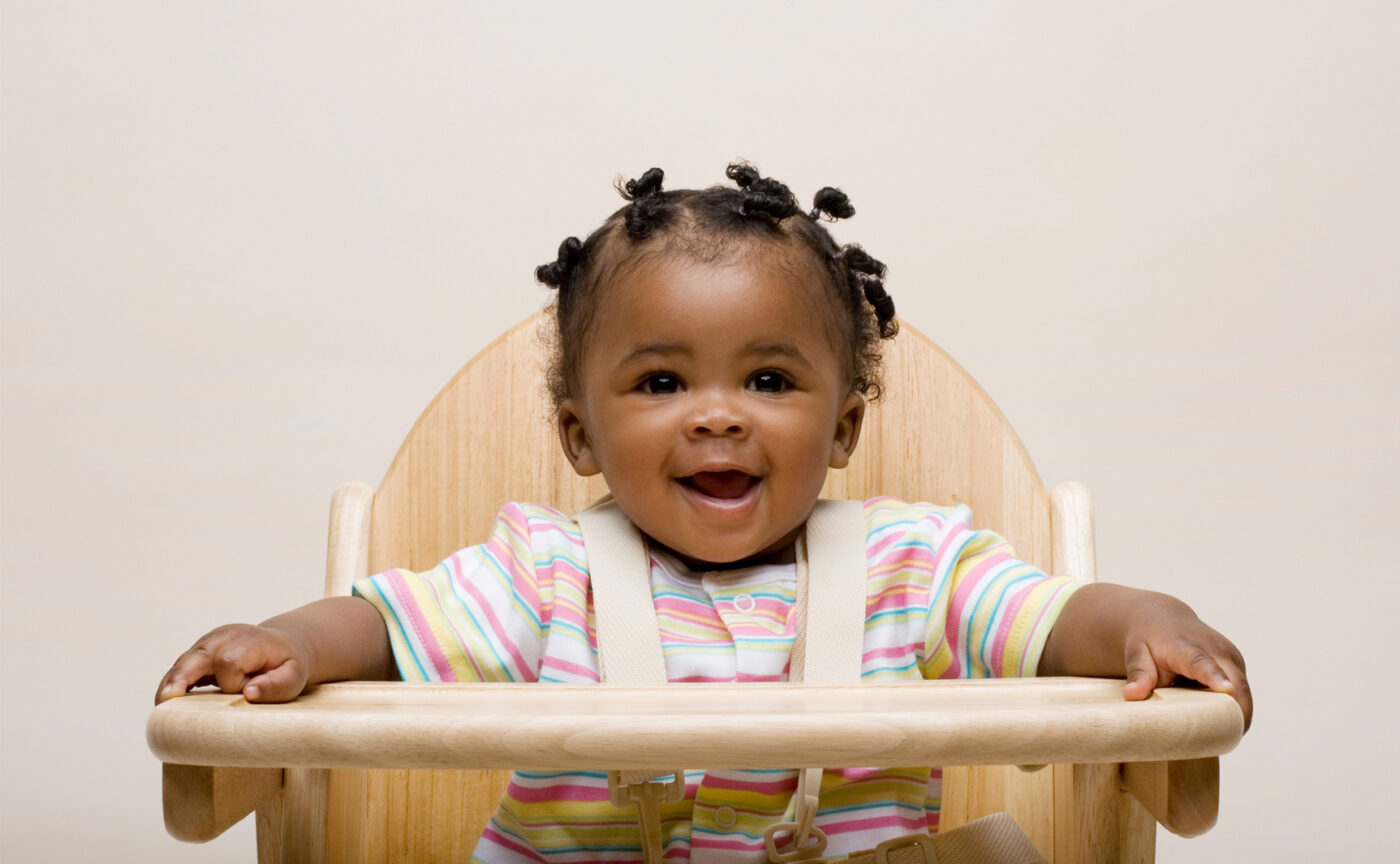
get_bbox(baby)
[156,163,1251,863]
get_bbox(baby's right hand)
[155,623,312,705]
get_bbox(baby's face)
[557,252,864,568]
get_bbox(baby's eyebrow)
[617,340,813,369]
[619,342,692,365]
[744,342,813,369]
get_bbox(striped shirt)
[353,497,1085,863]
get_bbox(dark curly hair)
[535,162,897,408]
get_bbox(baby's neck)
[647,537,798,573]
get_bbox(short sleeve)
[930,506,1084,679]
[351,502,584,683]
[864,498,1086,681]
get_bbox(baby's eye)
[748,371,792,393]
[639,373,682,395]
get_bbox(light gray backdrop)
[3,2,1396,861]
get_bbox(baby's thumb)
[244,662,306,703]
[1123,643,1158,702]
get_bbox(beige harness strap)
[790,499,869,685]
[577,497,667,689]
[576,498,685,864]
[766,501,869,862]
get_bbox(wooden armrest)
[162,764,282,842]
[1122,756,1220,837]
[149,677,1242,771]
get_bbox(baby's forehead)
[588,243,848,350]
[599,231,831,297]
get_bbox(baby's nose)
[687,397,748,437]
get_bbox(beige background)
[3,1,1397,860]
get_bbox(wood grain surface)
[149,678,1242,772]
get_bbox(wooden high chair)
[148,314,1243,863]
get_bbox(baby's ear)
[557,400,601,476]
[828,392,866,469]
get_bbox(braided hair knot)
[811,187,855,221]
[621,167,664,200]
[839,245,897,338]
[535,236,584,290]
[619,168,667,239]
[727,162,799,220]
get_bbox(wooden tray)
[148,677,1243,771]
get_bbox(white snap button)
[733,593,756,613]
[714,805,738,828]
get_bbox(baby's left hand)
[1041,583,1252,731]
[1120,595,1251,731]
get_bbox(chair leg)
[255,792,283,864]
[257,768,329,864]
[1054,763,1156,864]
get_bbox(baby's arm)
[154,596,396,704]
[1038,584,1252,731]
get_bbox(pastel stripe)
[389,572,458,681]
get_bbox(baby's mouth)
[681,470,760,500]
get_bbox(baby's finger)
[1218,657,1253,733]
[1171,648,1233,696]
[211,637,277,696]
[1162,646,1255,732]
[156,646,217,704]
[245,661,306,703]
[1122,643,1161,702]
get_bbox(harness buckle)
[764,821,828,863]
[606,770,684,808]
[607,771,685,864]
